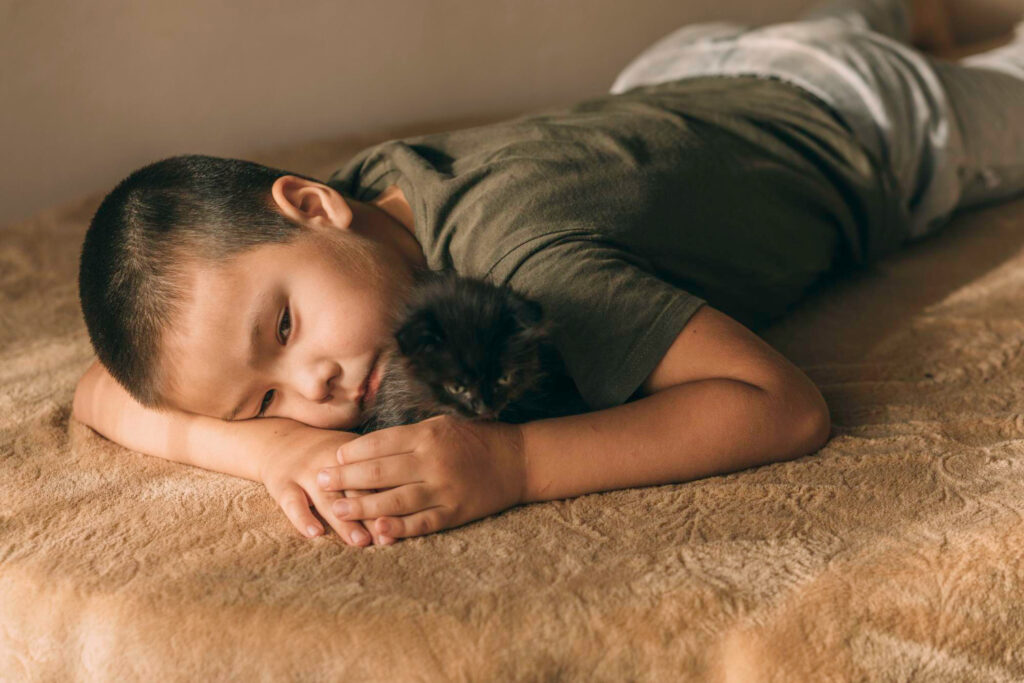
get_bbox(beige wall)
[28,0,991,225]
[0,0,823,225]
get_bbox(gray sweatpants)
[609,0,1024,242]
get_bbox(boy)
[73,0,1024,548]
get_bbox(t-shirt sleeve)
[498,238,706,411]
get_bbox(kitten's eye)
[497,372,514,386]
[444,381,465,395]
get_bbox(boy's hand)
[257,424,393,547]
[315,414,526,544]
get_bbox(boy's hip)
[609,17,966,240]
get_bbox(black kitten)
[356,269,589,434]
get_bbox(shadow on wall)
[2,0,812,227]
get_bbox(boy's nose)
[296,359,341,403]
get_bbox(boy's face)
[159,224,416,431]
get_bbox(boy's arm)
[320,304,831,542]
[72,358,272,482]
[72,359,392,545]
[519,305,830,503]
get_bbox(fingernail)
[307,525,322,537]
[317,471,330,488]
[351,530,367,544]
[333,501,350,517]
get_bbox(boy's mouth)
[359,352,382,411]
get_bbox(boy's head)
[78,154,424,430]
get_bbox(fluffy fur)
[357,269,589,433]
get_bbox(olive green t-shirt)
[327,75,904,411]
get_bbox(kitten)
[356,269,590,434]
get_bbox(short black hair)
[77,154,331,410]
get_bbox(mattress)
[3,115,1024,680]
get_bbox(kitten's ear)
[396,310,444,354]
[511,296,544,328]
[510,296,552,344]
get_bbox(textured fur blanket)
[3,116,1024,680]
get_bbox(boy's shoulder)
[491,237,706,411]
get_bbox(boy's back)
[329,74,905,410]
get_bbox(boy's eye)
[278,305,291,343]
[254,305,291,418]
[257,390,275,417]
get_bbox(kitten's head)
[394,271,551,419]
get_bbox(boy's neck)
[362,184,427,272]
[370,185,415,234]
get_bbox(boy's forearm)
[519,378,829,504]
[74,359,300,483]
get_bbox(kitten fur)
[356,269,589,434]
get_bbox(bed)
[3,114,1024,681]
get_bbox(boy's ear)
[271,175,354,231]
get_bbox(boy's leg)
[608,21,751,96]
[607,1,1001,243]
[610,2,1024,242]
[929,25,1024,212]
[610,0,913,95]
[799,1,1024,219]
[761,2,1024,233]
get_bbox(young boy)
[74,0,1024,549]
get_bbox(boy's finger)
[317,511,372,547]
[338,424,415,464]
[314,490,370,546]
[341,520,372,547]
[344,489,385,545]
[328,489,376,546]
[276,485,324,539]
[276,487,371,547]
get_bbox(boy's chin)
[304,408,365,432]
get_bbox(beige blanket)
[3,117,1024,681]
